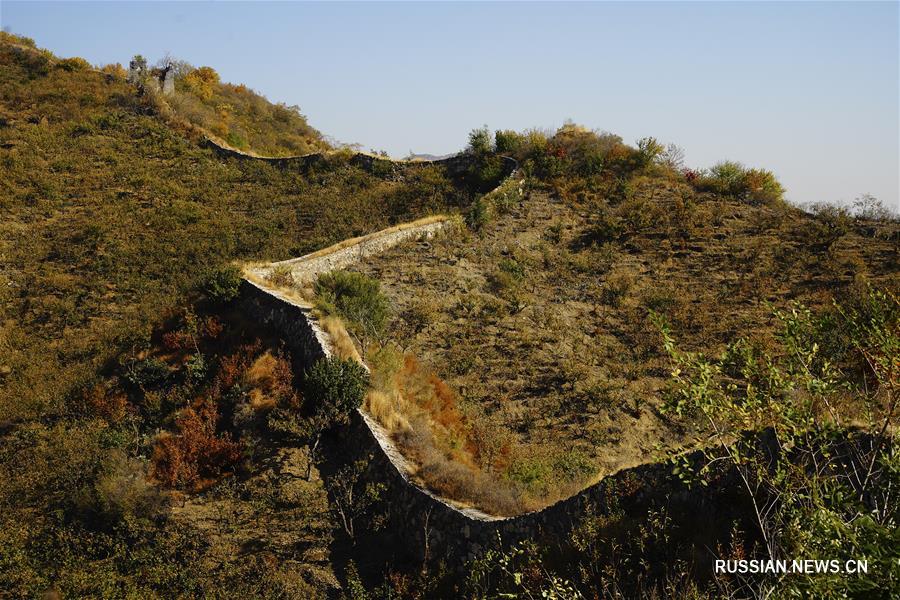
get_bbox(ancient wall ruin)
[230,141,700,560]
[204,136,518,181]
[239,276,721,561]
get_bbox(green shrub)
[743,167,784,205]
[486,177,521,215]
[635,136,664,169]
[498,257,526,280]
[798,203,853,250]
[225,130,248,150]
[202,265,243,303]
[694,161,784,205]
[494,129,525,155]
[123,357,169,390]
[467,126,494,156]
[465,196,492,231]
[304,357,369,426]
[708,161,746,193]
[315,271,389,338]
[494,128,550,159]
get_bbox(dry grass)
[364,389,411,433]
[319,315,363,363]
[244,352,284,412]
[342,183,899,515]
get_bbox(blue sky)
[3,1,898,209]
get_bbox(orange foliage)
[151,396,241,488]
[81,384,128,423]
[201,315,224,339]
[160,314,224,352]
[161,330,192,352]
[214,340,263,390]
[183,66,220,101]
[396,355,478,465]
[244,351,299,411]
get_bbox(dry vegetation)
[0,36,477,426]
[0,33,474,596]
[338,127,899,515]
[124,51,329,156]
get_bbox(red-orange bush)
[151,397,241,488]
[81,384,129,422]
[213,340,263,390]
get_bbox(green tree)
[202,264,243,303]
[468,125,494,157]
[636,136,664,168]
[303,357,369,478]
[654,287,899,598]
[325,456,385,538]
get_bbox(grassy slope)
[164,64,330,157]
[0,38,471,424]
[0,36,475,597]
[349,169,899,513]
[1,32,896,598]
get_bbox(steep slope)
[0,35,488,597]
[0,34,477,424]
[298,127,899,515]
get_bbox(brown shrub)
[416,457,522,516]
[214,340,263,390]
[151,397,241,489]
[80,384,128,422]
[161,330,192,352]
[244,351,298,411]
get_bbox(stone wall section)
[237,275,715,559]
[204,137,517,181]
[239,272,715,559]
[246,218,454,288]
[239,279,333,360]
[232,142,686,556]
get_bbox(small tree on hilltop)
[636,136,664,169]
[468,125,494,157]
[303,357,369,478]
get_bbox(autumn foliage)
[151,396,241,489]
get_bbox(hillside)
[156,59,330,157]
[271,127,899,515]
[0,34,491,597]
[0,33,484,425]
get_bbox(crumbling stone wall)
[239,271,723,563]
[233,141,707,560]
[204,137,518,182]
[127,59,175,96]
[246,218,454,288]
